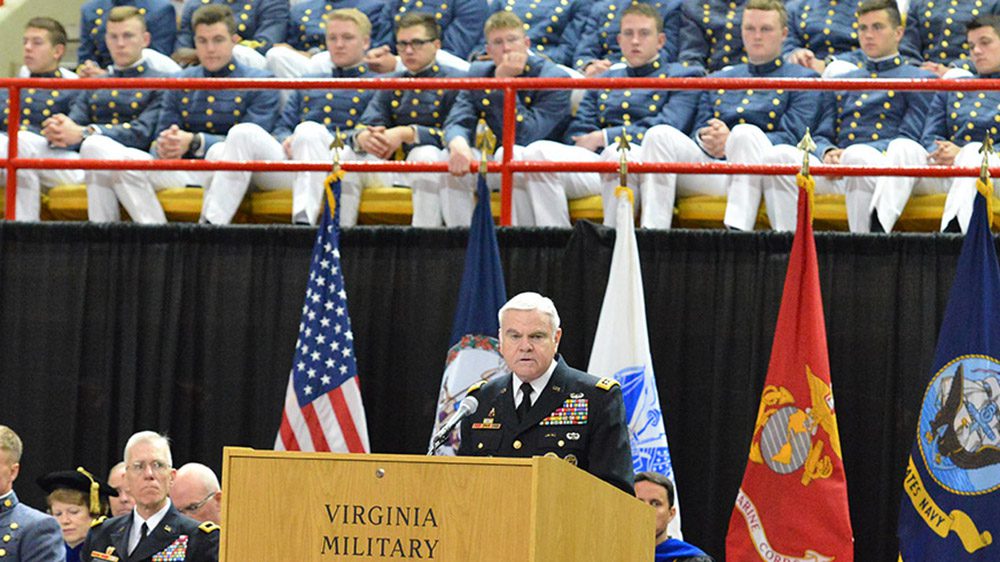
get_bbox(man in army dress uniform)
[458,292,634,496]
[82,431,219,562]
[0,426,66,562]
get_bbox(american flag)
[275,175,370,453]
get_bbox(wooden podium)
[219,447,654,561]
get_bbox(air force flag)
[587,187,681,538]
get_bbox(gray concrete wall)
[0,0,85,76]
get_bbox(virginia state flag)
[587,187,682,538]
[726,176,853,561]
[428,174,507,455]
[897,182,1000,559]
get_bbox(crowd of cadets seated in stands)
[4,0,1000,230]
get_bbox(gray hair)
[498,292,561,332]
[123,431,173,468]
[176,462,220,493]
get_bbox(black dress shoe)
[869,210,885,233]
[943,217,962,233]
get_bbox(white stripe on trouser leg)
[81,135,167,224]
[639,125,725,229]
[943,143,998,233]
[724,124,771,231]
[522,140,601,227]
[202,123,288,225]
[840,143,884,233]
[406,145,447,227]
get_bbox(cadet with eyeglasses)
[81,431,219,562]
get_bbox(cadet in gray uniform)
[0,425,66,562]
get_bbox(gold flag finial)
[796,127,817,177]
[978,131,995,228]
[617,126,631,189]
[477,124,495,177]
[328,127,345,174]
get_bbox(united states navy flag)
[897,180,1000,559]
[429,174,507,455]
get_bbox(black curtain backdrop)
[0,221,967,561]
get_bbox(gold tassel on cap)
[76,466,102,516]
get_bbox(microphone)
[427,395,479,455]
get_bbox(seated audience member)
[478,0,589,69]
[871,15,1000,233]
[901,0,1000,77]
[174,0,289,69]
[784,0,920,76]
[365,0,488,73]
[39,7,171,224]
[634,472,713,562]
[677,0,747,74]
[0,18,82,222]
[265,0,390,77]
[641,0,824,230]
[347,13,463,227]
[83,4,280,225]
[767,0,935,232]
[77,0,176,74]
[0,425,66,562]
[37,468,118,562]
[106,462,134,517]
[271,8,382,226]
[575,0,683,76]
[82,431,219,562]
[523,3,701,227]
[444,11,572,226]
[170,463,221,524]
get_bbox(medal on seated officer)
[37,467,118,562]
[457,292,634,495]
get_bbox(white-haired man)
[457,292,634,495]
[82,431,219,562]
[170,463,221,524]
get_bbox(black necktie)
[516,382,533,422]
[141,522,149,539]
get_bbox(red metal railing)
[5,76,1000,223]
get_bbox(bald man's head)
[170,463,221,523]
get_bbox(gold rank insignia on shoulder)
[90,516,107,527]
[596,378,619,391]
[90,546,119,561]
[467,380,487,393]
[199,521,221,533]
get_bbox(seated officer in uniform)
[901,0,1000,78]
[458,292,634,496]
[634,472,714,562]
[523,3,701,227]
[0,17,82,222]
[107,463,134,518]
[76,0,175,74]
[169,463,221,525]
[0,425,66,562]
[38,467,118,562]
[272,8,382,226]
[767,0,935,232]
[349,12,463,227]
[444,11,572,227]
[174,0,289,69]
[575,0,683,76]
[82,431,219,562]
[871,14,1000,233]
[677,0,748,74]
[264,0,390,78]
[39,7,171,224]
[641,0,824,230]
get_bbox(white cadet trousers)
[0,131,83,221]
[80,135,167,223]
[639,124,727,229]
[200,123,292,224]
[519,140,608,227]
[289,121,450,227]
[446,145,532,227]
[870,137,978,232]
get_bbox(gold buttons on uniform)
[477,442,484,449]
[513,440,522,450]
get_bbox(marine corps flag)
[428,173,507,455]
[726,172,854,561]
[896,158,1000,559]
